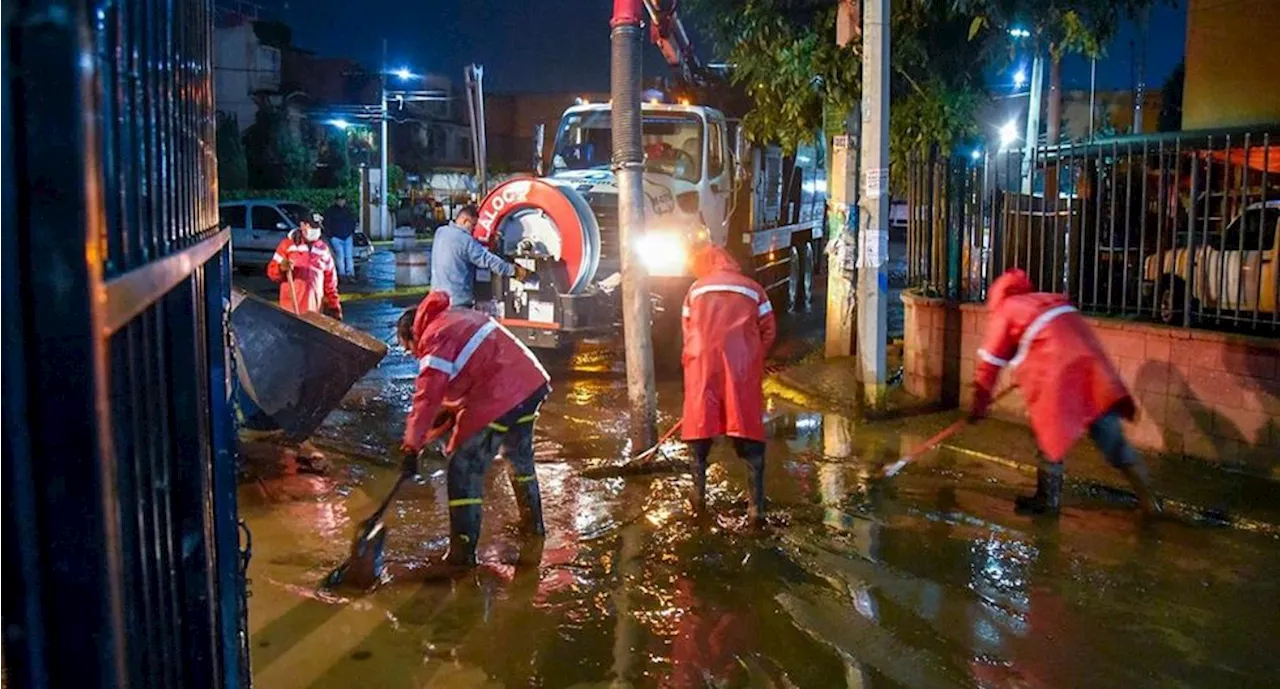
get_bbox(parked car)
[1142,200,1280,323]
[219,200,374,275]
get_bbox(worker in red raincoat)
[266,212,342,319]
[681,244,777,523]
[971,269,1160,516]
[397,291,551,566]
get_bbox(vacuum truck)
[465,2,827,356]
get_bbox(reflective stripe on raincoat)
[403,291,551,454]
[265,233,341,317]
[974,269,1134,461]
[680,245,777,442]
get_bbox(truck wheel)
[786,247,803,312]
[794,243,815,310]
[652,310,684,375]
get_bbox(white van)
[219,200,373,274]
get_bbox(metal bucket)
[230,288,388,439]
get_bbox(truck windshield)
[552,110,703,183]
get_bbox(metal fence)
[3,0,247,687]
[906,126,1280,336]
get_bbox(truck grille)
[586,193,620,262]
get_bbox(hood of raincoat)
[987,269,1034,312]
[692,244,740,279]
[411,290,452,355]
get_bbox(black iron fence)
[4,0,246,687]
[906,126,1280,336]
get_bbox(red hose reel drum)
[472,178,601,295]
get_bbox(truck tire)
[793,243,815,310]
[652,308,684,375]
[785,247,802,312]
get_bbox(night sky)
[278,0,1187,94]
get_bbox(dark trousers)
[446,385,549,560]
[687,436,767,516]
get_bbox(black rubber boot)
[689,440,712,516]
[1015,459,1063,516]
[445,503,481,567]
[744,452,767,525]
[1119,461,1164,516]
[511,475,546,536]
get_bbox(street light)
[1008,27,1031,39]
[394,66,414,81]
[329,118,350,130]
[1013,68,1027,88]
[971,148,982,161]
[999,120,1019,149]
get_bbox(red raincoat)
[403,291,551,454]
[680,246,777,442]
[266,232,342,317]
[974,270,1134,461]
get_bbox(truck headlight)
[637,230,689,277]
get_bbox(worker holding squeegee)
[397,291,552,567]
[680,244,777,525]
[969,269,1162,517]
[267,212,343,320]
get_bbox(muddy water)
[241,301,1280,688]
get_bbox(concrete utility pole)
[825,0,859,359]
[858,0,889,406]
[379,38,390,240]
[1021,50,1044,193]
[611,0,657,448]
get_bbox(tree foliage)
[215,113,248,191]
[313,129,353,188]
[242,102,317,190]
[685,0,989,163]
[685,0,1166,163]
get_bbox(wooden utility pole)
[858,0,889,406]
[825,0,860,359]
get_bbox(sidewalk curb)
[339,286,431,304]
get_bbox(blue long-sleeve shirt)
[429,222,514,306]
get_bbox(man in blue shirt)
[430,205,530,307]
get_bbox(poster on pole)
[862,168,888,200]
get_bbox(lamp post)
[378,39,425,239]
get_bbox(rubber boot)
[445,503,481,567]
[1015,459,1063,516]
[692,458,708,515]
[1119,461,1164,516]
[744,452,767,526]
[690,441,711,516]
[511,475,546,536]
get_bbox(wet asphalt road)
[238,296,1280,689]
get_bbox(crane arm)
[642,0,702,85]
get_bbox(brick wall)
[902,292,1280,474]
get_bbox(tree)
[1157,60,1184,132]
[960,0,1167,146]
[216,113,248,191]
[313,129,352,188]
[685,0,990,166]
[242,101,316,190]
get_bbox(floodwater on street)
[239,299,1280,688]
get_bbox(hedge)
[218,186,407,211]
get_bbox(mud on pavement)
[238,299,1280,688]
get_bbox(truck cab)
[471,98,824,353]
[548,101,732,278]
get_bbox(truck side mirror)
[532,123,546,177]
